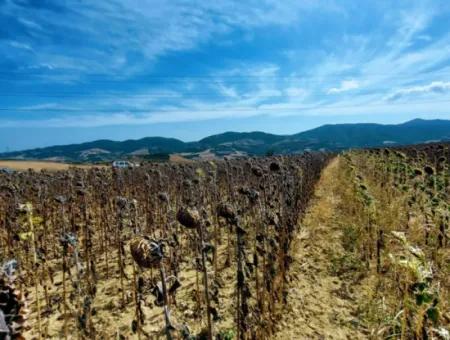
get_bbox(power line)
[0,74,448,83]
[0,93,283,98]
[0,71,448,77]
[1,98,450,113]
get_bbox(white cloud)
[5,96,450,129]
[327,80,360,94]
[9,41,33,51]
[417,34,432,42]
[216,84,239,98]
[2,0,450,130]
[19,103,61,110]
[1,0,339,78]
[386,81,450,101]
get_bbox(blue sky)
[1,0,450,151]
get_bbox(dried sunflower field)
[0,153,330,339]
[0,143,448,340]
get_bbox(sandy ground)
[23,234,237,339]
[0,160,103,171]
[273,158,367,339]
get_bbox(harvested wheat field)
[0,160,102,171]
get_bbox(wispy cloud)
[1,0,450,135]
[0,0,337,78]
[215,84,239,98]
[8,41,33,51]
[327,80,360,94]
[19,103,61,110]
[386,81,450,101]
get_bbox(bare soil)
[273,158,367,339]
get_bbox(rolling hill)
[1,119,449,162]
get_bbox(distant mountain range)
[1,119,449,162]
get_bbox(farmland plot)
[0,153,330,339]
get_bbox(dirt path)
[274,157,367,340]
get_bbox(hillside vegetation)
[1,119,449,163]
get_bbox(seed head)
[216,202,236,220]
[424,165,434,176]
[130,237,164,269]
[269,162,281,172]
[176,207,201,229]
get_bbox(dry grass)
[275,153,449,339]
[336,152,449,339]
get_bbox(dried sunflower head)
[176,207,201,229]
[130,237,164,269]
